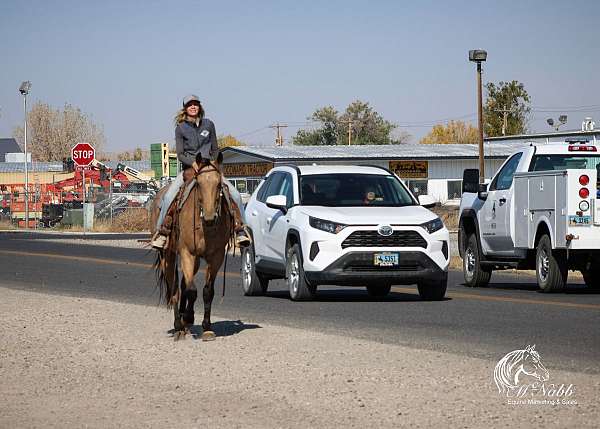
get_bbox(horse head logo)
[494,345,550,394]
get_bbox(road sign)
[71,142,95,167]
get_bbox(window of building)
[405,179,428,197]
[447,180,462,200]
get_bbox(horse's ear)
[525,345,532,352]
[195,153,204,164]
[216,151,223,169]
[530,344,536,352]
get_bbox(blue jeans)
[155,173,245,231]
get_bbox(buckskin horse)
[150,153,234,341]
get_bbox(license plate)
[373,252,399,267]
[569,215,592,226]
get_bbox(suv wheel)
[366,284,391,298]
[463,234,491,287]
[286,243,316,301]
[241,245,268,296]
[536,234,567,292]
[418,276,448,301]
[581,268,600,291]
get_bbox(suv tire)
[463,234,491,287]
[286,243,316,301]
[536,234,567,292]
[417,276,448,301]
[241,245,268,296]
[581,268,600,291]
[366,283,391,298]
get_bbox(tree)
[293,100,410,146]
[484,80,531,137]
[218,134,245,149]
[13,102,105,162]
[419,120,479,144]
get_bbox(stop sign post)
[71,144,95,233]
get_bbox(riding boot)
[230,199,251,248]
[151,200,177,249]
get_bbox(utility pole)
[340,119,353,145]
[269,123,288,146]
[19,81,32,228]
[494,104,513,136]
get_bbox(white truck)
[458,138,600,291]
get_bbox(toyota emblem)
[377,225,393,236]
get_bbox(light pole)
[19,81,32,228]
[547,115,567,132]
[469,50,487,183]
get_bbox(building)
[222,128,600,204]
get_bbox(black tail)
[153,249,177,308]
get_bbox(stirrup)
[151,232,168,249]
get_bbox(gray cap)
[182,94,200,106]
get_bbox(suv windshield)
[530,154,600,171]
[299,173,416,207]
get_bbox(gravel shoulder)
[0,287,598,428]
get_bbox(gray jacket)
[175,118,218,168]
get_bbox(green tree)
[484,80,531,137]
[420,121,479,144]
[293,100,409,146]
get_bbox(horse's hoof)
[201,331,216,342]
[174,331,186,342]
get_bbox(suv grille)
[341,230,427,249]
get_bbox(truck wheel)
[463,234,491,287]
[241,245,268,296]
[417,275,448,301]
[366,283,391,298]
[581,268,600,291]
[536,234,567,292]
[286,244,316,301]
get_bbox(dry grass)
[57,209,150,233]
[431,205,459,231]
[0,219,16,230]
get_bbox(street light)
[469,50,487,183]
[546,115,567,132]
[19,81,32,228]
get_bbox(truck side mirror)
[462,169,479,193]
[478,183,489,201]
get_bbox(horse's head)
[520,345,549,383]
[195,152,224,226]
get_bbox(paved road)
[1,231,598,374]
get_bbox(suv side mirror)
[462,169,479,193]
[418,194,436,208]
[477,183,489,201]
[266,194,287,214]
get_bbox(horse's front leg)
[177,249,198,340]
[200,263,219,341]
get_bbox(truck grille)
[341,230,427,249]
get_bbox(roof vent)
[582,117,595,132]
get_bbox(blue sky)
[1,0,599,151]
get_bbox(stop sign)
[71,143,95,167]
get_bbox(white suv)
[241,165,449,300]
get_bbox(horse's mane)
[494,349,526,393]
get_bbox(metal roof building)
[221,128,600,204]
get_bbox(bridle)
[195,162,223,224]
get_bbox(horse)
[150,153,234,341]
[493,345,549,394]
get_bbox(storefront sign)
[223,162,273,177]
[389,160,428,178]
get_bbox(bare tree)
[13,102,105,162]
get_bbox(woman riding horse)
[151,94,250,248]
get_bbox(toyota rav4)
[241,165,449,300]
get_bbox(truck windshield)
[530,155,600,172]
[300,174,416,207]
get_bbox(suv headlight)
[421,217,444,234]
[309,216,347,234]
